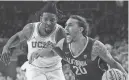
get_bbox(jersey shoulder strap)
[27,22,40,41]
[84,37,96,59]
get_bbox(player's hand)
[0,46,12,65]
[29,51,40,64]
[123,72,128,80]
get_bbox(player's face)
[65,18,81,43]
[40,13,57,33]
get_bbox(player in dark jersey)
[52,15,127,80]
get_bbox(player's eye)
[50,18,56,22]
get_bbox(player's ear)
[40,16,43,22]
[80,27,84,33]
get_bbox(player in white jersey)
[1,2,66,80]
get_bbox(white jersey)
[27,22,62,68]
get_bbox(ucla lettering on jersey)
[27,22,62,68]
[31,41,55,48]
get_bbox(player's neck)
[73,34,85,43]
[70,35,86,56]
[71,35,86,46]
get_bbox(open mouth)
[65,31,70,36]
[66,32,70,36]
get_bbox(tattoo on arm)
[92,40,126,73]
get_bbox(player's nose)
[46,20,52,25]
[65,26,69,31]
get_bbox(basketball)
[102,68,127,80]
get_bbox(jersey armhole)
[27,23,35,41]
[91,39,99,61]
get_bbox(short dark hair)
[69,15,89,36]
[40,2,57,17]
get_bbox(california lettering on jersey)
[66,57,88,75]
[66,57,87,67]
[32,41,55,48]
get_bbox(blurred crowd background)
[0,1,128,80]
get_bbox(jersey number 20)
[73,66,87,75]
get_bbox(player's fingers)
[6,55,10,64]
[35,53,40,59]
[29,52,36,64]
[0,56,3,62]
[1,54,6,64]
[1,54,6,62]
[3,54,10,64]
[29,55,33,64]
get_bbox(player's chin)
[66,36,72,43]
[45,28,52,33]
[66,39,72,43]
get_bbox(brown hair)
[69,15,89,36]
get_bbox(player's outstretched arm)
[52,38,67,61]
[92,40,127,74]
[53,25,66,56]
[1,23,33,65]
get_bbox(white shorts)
[22,61,65,80]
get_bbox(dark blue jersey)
[53,37,108,80]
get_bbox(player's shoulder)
[23,22,40,32]
[92,39,107,55]
[90,39,107,59]
[93,40,105,48]
[23,22,33,30]
[31,22,40,25]
[21,22,40,40]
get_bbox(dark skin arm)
[52,38,67,61]
[1,23,33,65]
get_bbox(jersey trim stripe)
[69,36,89,58]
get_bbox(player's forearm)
[52,47,67,61]
[111,61,127,73]
[4,33,19,49]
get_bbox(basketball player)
[1,2,66,80]
[52,15,127,80]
